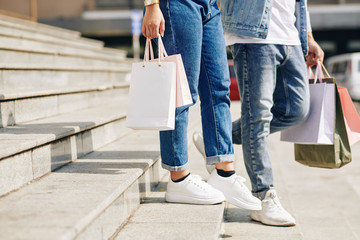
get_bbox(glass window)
[96,0,143,8]
[332,61,348,74]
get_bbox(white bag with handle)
[126,36,177,130]
[280,63,335,144]
[151,38,192,107]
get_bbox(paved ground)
[221,101,360,240]
[116,100,360,240]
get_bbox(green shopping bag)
[294,81,352,169]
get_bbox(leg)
[197,3,234,167]
[159,0,203,173]
[230,44,305,226]
[158,0,225,205]
[230,44,278,198]
[196,2,261,210]
[271,45,309,132]
[231,46,309,144]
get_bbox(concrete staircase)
[0,14,168,240]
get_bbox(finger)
[160,19,165,37]
[152,24,160,39]
[147,25,156,39]
[142,25,147,38]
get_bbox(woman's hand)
[142,4,165,39]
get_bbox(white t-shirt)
[225,0,301,46]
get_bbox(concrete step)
[0,14,127,61]
[0,98,131,197]
[0,68,131,91]
[0,86,129,127]
[0,130,166,240]
[0,14,103,50]
[0,48,132,74]
[0,82,129,101]
[114,177,225,240]
[113,102,226,240]
[0,14,81,40]
[0,34,127,62]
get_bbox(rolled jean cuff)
[161,162,189,171]
[206,154,235,165]
[253,187,274,200]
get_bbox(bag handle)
[157,35,169,58]
[313,62,331,84]
[143,37,162,67]
[308,67,315,79]
[143,38,155,61]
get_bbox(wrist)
[144,0,159,6]
[307,32,314,41]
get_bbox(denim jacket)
[220,0,311,55]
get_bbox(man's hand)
[142,4,165,39]
[305,32,324,67]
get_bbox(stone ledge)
[0,98,128,160]
[0,14,81,40]
[0,88,129,127]
[0,130,164,240]
[0,82,129,100]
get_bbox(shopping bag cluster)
[281,63,360,168]
[125,35,192,130]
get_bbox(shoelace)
[233,175,251,191]
[266,191,283,209]
[187,175,212,192]
[234,175,246,183]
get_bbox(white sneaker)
[251,190,296,226]
[192,131,215,174]
[165,174,225,205]
[207,170,262,210]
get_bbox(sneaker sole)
[250,212,296,227]
[165,192,225,205]
[223,192,262,211]
[207,180,262,210]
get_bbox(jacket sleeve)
[305,0,312,32]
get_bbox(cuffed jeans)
[158,0,234,171]
[229,44,309,199]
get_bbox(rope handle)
[313,61,331,84]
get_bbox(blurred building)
[308,0,360,57]
[0,0,359,57]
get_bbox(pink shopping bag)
[150,37,193,108]
[337,86,360,146]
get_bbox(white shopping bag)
[126,36,176,130]
[281,64,335,144]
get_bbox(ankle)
[215,162,235,171]
[172,173,190,182]
[170,169,190,181]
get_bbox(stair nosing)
[0,83,130,101]
[0,45,129,63]
[0,130,162,240]
[0,65,131,72]
[0,100,128,160]
[0,19,103,47]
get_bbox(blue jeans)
[158,0,234,171]
[229,44,309,199]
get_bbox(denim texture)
[221,0,310,55]
[158,0,234,171]
[229,44,309,199]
